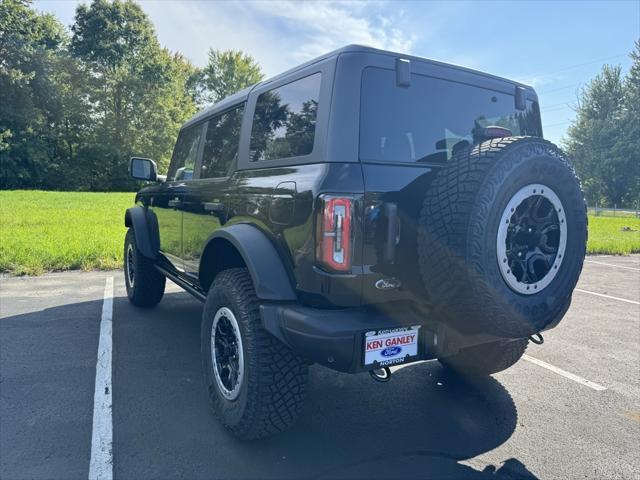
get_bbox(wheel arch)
[199,224,297,301]
[124,206,159,260]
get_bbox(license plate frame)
[363,326,421,367]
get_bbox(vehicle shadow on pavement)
[296,367,537,479]
[109,290,539,480]
[263,365,537,480]
[1,288,537,479]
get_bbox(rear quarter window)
[250,73,321,162]
[200,104,244,179]
[359,68,541,164]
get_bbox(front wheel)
[124,228,165,307]
[201,268,308,440]
[439,339,528,376]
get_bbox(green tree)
[70,0,196,189]
[1,1,264,191]
[620,40,640,206]
[0,0,69,188]
[564,62,638,206]
[201,49,264,104]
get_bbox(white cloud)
[246,2,415,63]
[36,0,417,77]
[141,0,416,76]
[511,73,564,89]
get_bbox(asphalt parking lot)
[1,255,639,480]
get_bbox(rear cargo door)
[358,65,542,302]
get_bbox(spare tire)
[417,137,587,338]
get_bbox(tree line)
[1,0,638,202]
[0,0,263,191]
[564,41,639,208]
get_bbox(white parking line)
[89,277,114,480]
[390,353,608,392]
[522,354,607,391]
[585,260,640,272]
[574,288,640,306]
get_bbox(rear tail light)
[316,195,353,272]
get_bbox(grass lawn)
[0,190,134,275]
[586,215,640,255]
[0,190,638,275]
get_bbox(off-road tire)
[201,268,308,440]
[440,339,528,376]
[124,228,165,307]
[418,137,587,337]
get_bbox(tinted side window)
[168,125,202,181]
[200,104,244,179]
[250,73,321,162]
[360,68,542,164]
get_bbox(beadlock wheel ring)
[211,307,245,401]
[496,184,567,295]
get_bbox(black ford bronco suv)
[124,45,587,439]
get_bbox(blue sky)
[36,0,639,144]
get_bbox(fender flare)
[201,224,297,301]
[124,206,159,260]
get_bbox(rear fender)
[199,224,296,301]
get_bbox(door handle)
[168,197,182,208]
[271,193,294,200]
[204,202,225,213]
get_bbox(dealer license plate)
[363,326,421,367]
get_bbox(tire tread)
[203,268,308,440]
[417,137,587,337]
[124,228,165,307]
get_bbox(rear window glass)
[360,68,542,164]
[250,73,321,161]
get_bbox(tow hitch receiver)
[529,333,544,345]
[370,367,392,383]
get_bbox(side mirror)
[129,157,158,182]
[174,166,193,181]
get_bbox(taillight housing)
[316,195,353,273]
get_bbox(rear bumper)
[260,302,506,373]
